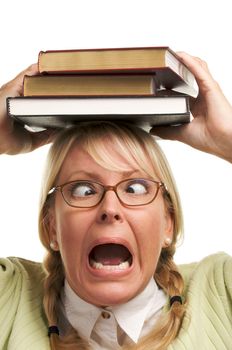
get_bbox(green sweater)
[0,253,232,349]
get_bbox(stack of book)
[7,47,198,130]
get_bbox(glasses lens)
[117,179,159,206]
[62,181,103,207]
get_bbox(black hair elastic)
[48,325,60,337]
[170,295,182,307]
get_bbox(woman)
[0,53,232,350]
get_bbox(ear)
[162,209,174,248]
[47,208,60,251]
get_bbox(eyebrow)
[65,169,144,182]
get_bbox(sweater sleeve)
[0,257,50,350]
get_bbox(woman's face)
[50,144,173,306]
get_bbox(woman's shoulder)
[0,257,49,349]
[178,251,232,280]
[0,256,45,288]
[179,252,232,314]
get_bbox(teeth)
[90,259,130,270]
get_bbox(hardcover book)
[23,74,157,96]
[7,95,190,130]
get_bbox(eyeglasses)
[48,178,165,208]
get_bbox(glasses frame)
[48,178,165,208]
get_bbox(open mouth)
[89,243,133,271]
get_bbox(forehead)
[58,143,142,182]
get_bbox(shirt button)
[101,311,111,319]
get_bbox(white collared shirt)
[60,278,167,349]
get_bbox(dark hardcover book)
[7,95,190,131]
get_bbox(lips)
[89,243,133,271]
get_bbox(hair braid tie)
[170,295,182,307]
[48,325,60,337]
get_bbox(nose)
[97,189,123,223]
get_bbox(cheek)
[131,205,167,270]
[132,205,166,241]
[54,207,90,268]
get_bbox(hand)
[0,64,58,155]
[150,52,232,163]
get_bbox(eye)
[125,180,148,195]
[68,182,97,198]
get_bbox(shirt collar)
[109,278,159,342]
[62,278,166,343]
[62,281,100,339]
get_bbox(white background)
[0,0,232,264]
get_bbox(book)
[23,74,157,96]
[38,47,198,97]
[7,95,190,130]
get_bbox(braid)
[43,251,64,324]
[155,246,184,295]
[43,251,90,349]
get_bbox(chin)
[86,282,140,307]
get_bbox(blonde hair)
[38,121,185,349]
